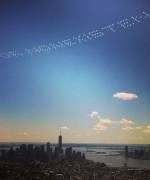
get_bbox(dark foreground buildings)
[0,135,150,179]
[1,132,85,162]
[124,145,150,160]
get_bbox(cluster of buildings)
[125,145,150,160]
[1,133,85,163]
[0,137,150,179]
[0,158,150,179]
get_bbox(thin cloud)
[21,132,31,137]
[18,132,31,138]
[100,118,117,125]
[135,126,143,130]
[113,92,138,100]
[89,112,117,131]
[122,126,135,131]
[93,122,107,131]
[89,112,116,124]
[143,126,150,133]
[120,119,135,126]
[60,126,70,131]
[88,111,99,119]
[122,125,150,133]
[89,112,150,134]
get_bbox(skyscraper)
[125,145,128,157]
[58,129,62,150]
[46,142,51,152]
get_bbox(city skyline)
[0,0,150,144]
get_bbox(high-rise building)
[40,145,45,152]
[125,145,128,157]
[65,147,72,159]
[20,144,27,153]
[46,142,51,152]
[28,144,34,152]
[58,129,62,150]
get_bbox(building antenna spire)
[60,127,61,136]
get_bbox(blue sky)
[0,0,150,143]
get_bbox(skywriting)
[0,0,150,178]
[0,10,150,60]
[0,0,150,147]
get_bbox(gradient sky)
[0,0,150,143]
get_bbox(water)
[0,143,150,169]
[73,147,150,169]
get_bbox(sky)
[0,0,150,143]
